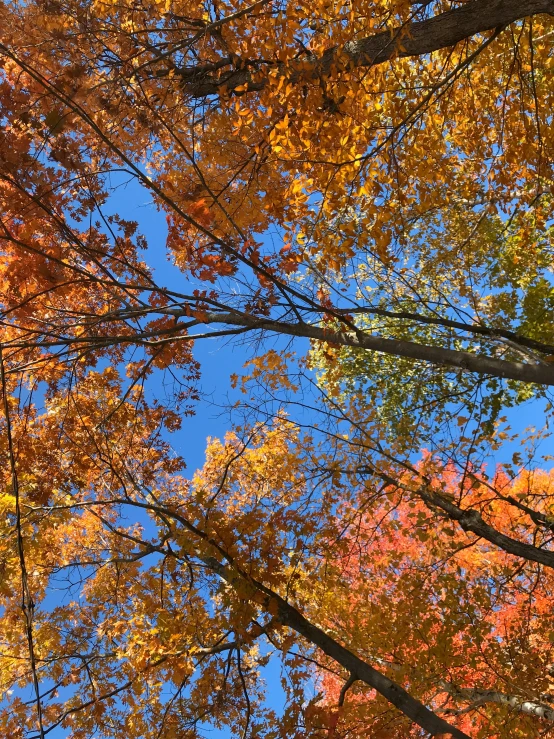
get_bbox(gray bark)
[201,312,554,386]
[441,682,554,722]
[368,468,554,569]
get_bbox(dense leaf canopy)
[1,0,554,737]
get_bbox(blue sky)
[106,172,250,471]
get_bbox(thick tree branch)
[199,312,554,386]
[362,466,554,569]
[176,0,554,97]
[203,556,471,739]
[340,0,554,66]
[338,306,554,358]
[440,681,554,722]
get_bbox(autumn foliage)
[2,0,554,737]
[317,466,554,737]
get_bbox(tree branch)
[204,555,471,739]
[71,495,470,738]
[175,0,554,97]
[360,465,554,569]
[338,673,358,708]
[440,681,554,722]
[199,312,554,386]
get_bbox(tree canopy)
[2,0,554,736]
